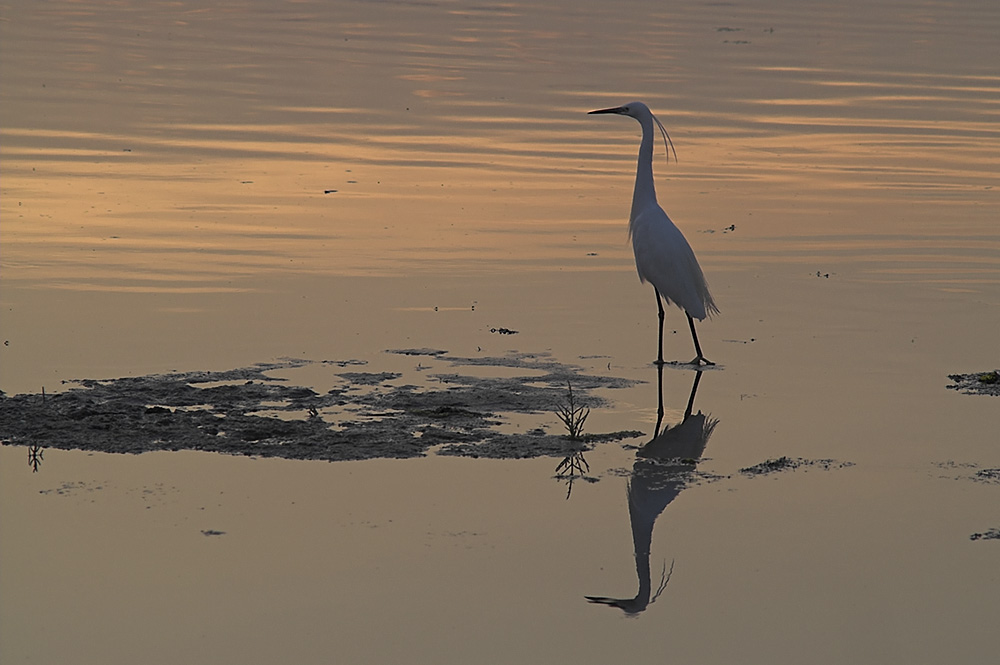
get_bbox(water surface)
[2,1,998,663]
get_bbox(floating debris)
[974,468,1000,484]
[386,348,447,357]
[936,462,1000,485]
[947,371,1000,396]
[739,456,854,477]
[969,528,1000,541]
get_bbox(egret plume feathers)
[651,111,677,164]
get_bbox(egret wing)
[630,206,717,320]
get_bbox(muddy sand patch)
[0,352,642,462]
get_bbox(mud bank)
[0,352,642,461]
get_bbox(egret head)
[587,101,650,119]
[588,101,677,162]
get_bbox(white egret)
[589,101,718,366]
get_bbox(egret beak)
[588,106,624,115]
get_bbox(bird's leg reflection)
[655,358,666,437]
[682,368,702,421]
[586,368,717,614]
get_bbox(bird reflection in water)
[586,367,718,615]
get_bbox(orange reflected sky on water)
[2,0,998,292]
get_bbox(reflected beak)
[587,106,623,115]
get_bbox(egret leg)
[687,314,714,366]
[654,289,666,366]
[654,361,665,437]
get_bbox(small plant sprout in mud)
[555,380,590,440]
[553,381,595,499]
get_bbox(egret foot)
[689,356,715,366]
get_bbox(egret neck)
[630,113,658,231]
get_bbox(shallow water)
[2,1,999,663]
